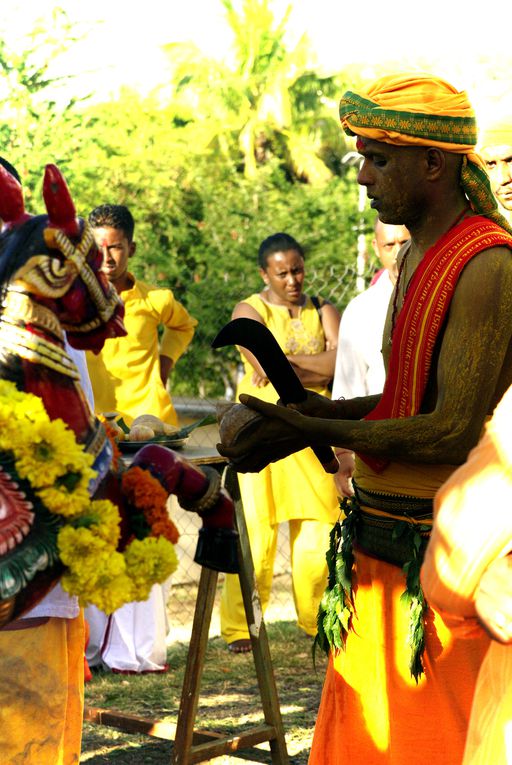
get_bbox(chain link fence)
[167,261,374,641]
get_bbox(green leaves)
[314,493,431,684]
[314,497,358,666]
[396,521,431,682]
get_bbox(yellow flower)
[81,572,134,613]
[11,392,50,424]
[125,536,178,595]
[14,418,94,488]
[61,550,134,613]
[87,499,121,545]
[0,381,179,615]
[38,481,91,517]
[58,526,111,570]
[0,412,32,453]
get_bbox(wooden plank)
[223,468,290,765]
[84,706,223,744]
[172,566,219,763]
[185,725,278,764]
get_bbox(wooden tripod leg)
[172,565,219,765]
[224,467,290,765]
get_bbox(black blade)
[212,318,306,404]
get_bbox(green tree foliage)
[0,2,374,398]
[0,9,86,205]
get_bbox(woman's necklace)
[388,205,471,344]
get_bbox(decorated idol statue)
[0,163,237,628]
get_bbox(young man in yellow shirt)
[86,203,197,427]
[85,203,197,673]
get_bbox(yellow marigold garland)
[0,380,179,614]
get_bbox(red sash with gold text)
[360,216,512,472]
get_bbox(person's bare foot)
[227,639,252,653]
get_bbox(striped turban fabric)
[339,73,512,235]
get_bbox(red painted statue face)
[0,163,127,353]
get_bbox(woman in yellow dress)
[220,232,341,652]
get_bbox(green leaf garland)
[313,495,431,682]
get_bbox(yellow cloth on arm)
[220,293,340,644]
[339,73,512,235]
[0,613,85,765]
[86,276,197,425]
[421,385,512,765]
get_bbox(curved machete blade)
[212,317,338,473]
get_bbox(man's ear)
[129,241,137,257]
[425,147,445,181]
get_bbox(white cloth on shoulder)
[332,271,393,400]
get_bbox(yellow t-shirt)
[86,276,197,425]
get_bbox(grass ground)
[81,576,327,764]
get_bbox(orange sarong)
[310,458,489,765]
[309,548,489,764]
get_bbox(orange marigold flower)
[98,419,122,471]
[121,466,180,544]
[151,519,180,544]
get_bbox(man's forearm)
[328,394,381,421]
[307,410,475,464]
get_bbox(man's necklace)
[388,206,471,344]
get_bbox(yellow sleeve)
[421,385,512,624]
[146,287,198,363]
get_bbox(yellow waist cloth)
[354,455,457,499]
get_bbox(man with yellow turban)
[217,73,512,764]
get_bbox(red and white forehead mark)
[356,137,366,152]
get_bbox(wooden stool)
[85,464,290,764]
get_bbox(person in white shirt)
[332,218,410,496]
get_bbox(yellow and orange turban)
[339,73,512,235]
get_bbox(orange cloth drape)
[309,549,489,765]
[421,383,512,764]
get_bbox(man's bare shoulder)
[450,244,512,309]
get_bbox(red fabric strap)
[359,216,512,472]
